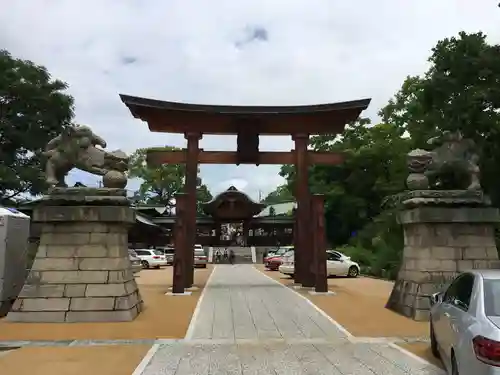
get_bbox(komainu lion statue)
[43,124,129,188]
[406,130,481,191]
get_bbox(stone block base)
[386,280,435,321]
[387,203,500,321]
[7,200,143,323]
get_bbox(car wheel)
[348,266,359,278]
[430,322,440,358]
[451,351,459,375]
[141,260,150,269]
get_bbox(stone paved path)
[137,265,444,375]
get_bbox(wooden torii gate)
[120,95,371,292]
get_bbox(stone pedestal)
[7,188,143,323]
[387,190,500,321]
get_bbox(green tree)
[129,147,212,213]
[339,31,500,278]
[0,50,74,203]
[380,31,500,203]
[262,184,294,204]
[273,31,500,278]
[196,183,213,214]
[280,119,410,246]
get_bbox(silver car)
[430,270,500,374]
[194,249,207,268]
[157,247,175,265]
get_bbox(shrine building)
[130,186,295,248]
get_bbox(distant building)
[17,186,295,249]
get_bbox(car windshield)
[483,279,500,316]
[276,248,292,256]
[128,250,138,257]
[195,250,205,256]
[153,250,164,256]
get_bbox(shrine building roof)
[202,186,266,220]
[119,94,371,135]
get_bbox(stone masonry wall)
[7,205,142,323]
[387,206,500,321]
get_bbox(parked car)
[265,249,293,271]
[278,250,360,277]
[430,270,500,375]
[279,252,295,276]
[157,246,175,265]
[157,246,206,267]
[194,249,207,268]
[326,250,360,277]
[134,249,168,269]
[265,246,293,260]
[128,249,143,273]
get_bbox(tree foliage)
[276,32,500,279]
[128,147,212,214]
[0,50,74,203]
[280,118,409,247]
[380,31,500,203]
[262,184,293,204]
[196,183,213,215]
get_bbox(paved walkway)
[137,265,444,375]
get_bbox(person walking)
[215,249,221,263]
[223,248,229,263]
[229,248,235,265]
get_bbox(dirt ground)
[0,345,151,375]
[256,266,429,338]
[0,265,213,341]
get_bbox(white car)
[134,249,168,269]
[430,270,500,375]
[279,250,360,278]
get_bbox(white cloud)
[1,0,499,200]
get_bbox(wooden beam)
[312,194,328,293]
[147,149,344,166]
[172,193,186,294]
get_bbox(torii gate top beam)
[119,94,371,136]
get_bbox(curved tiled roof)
[202,186,266,218]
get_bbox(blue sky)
[1,0,499,200]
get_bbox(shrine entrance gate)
[121,95,370,293]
